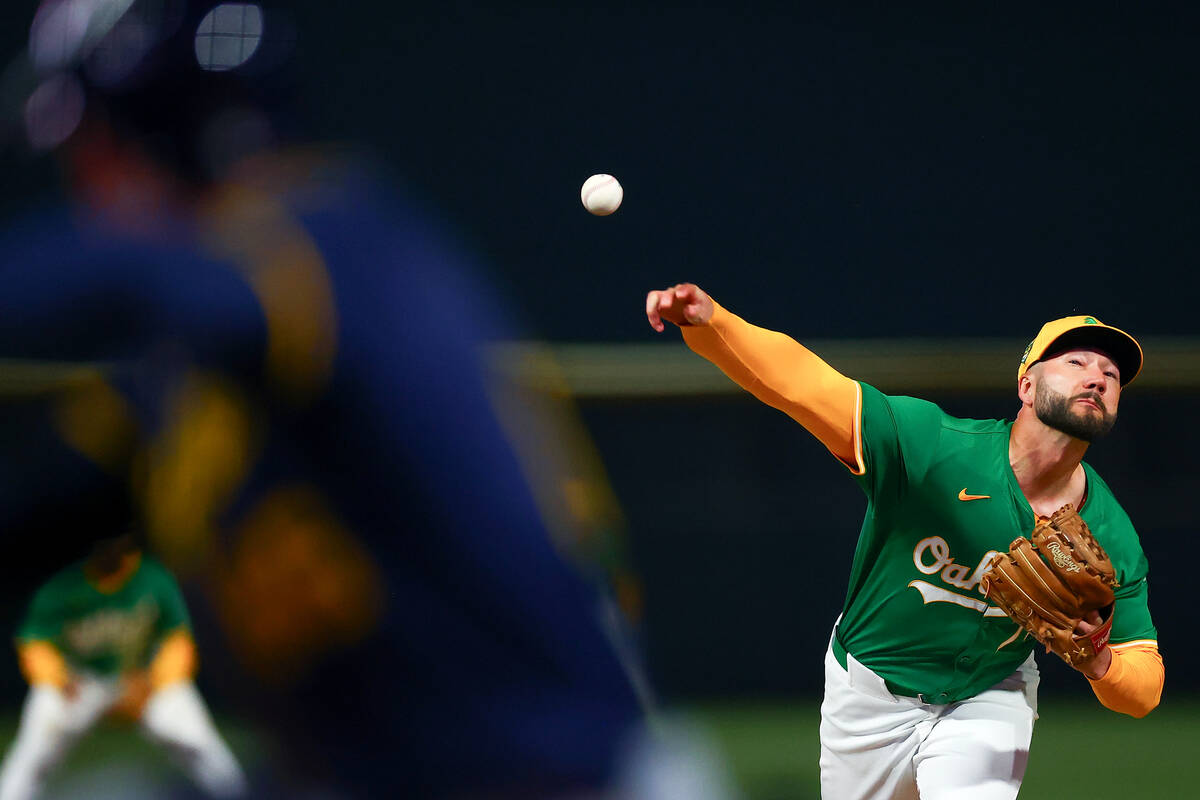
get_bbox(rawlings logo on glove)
[980,504,1118,668]
[1045,541,1081,573]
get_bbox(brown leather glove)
[981,504,1118,667]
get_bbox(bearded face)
[1033,383,1116,442]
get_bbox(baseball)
[581,174,623,216]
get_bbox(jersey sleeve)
[16,582,65,643]
[1087,486,1157,645]
[853,382,945,501]
[0,213,267,372]
[151,564,192,637]
[1091,525,1160,716]
[1109,575,1157,645]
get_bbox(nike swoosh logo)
[958,488,991,501]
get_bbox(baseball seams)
[581,175,617,204]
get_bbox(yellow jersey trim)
[1110,639,1158,651]
[845,381,865,475]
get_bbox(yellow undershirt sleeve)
[149,629,198,690]
[1088,642,1163,718]
[17,641,70,689]
[681,300,861,469]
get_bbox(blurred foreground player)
[0,2,659,796]
[0,533,246,800]
[646,283,1163,800]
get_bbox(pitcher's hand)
[646,283,714,332]
[1075,609,1113,679]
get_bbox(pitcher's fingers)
[645,290,665,331]
[674,283,699,301]
[1075,610,1103,634]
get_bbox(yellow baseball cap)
[1017,315,1143,386]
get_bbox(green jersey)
[17,555,191,676]
[836,383,1156,704]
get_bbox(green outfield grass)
[0,698,1194,797]
[687,696,1200,799]
[0,714,266,798]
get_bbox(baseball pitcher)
[0,534,246,800]
[646,283,1163,800]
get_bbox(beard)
[1034,385,1116,442]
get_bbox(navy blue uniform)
[0,153,645,797]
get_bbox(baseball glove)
[980,504,1118,667]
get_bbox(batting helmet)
[12,0,297,183]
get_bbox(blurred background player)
[0,532,246,800]
[0,1,689,797]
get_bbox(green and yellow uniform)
[836,383,1155,703]
[18,556,191,677]
[680,298,1162,717]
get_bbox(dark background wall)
[5,3,1200,345]
[0,2,1195,705]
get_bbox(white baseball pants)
[0,679,246,800]
[819,638,1039,800]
